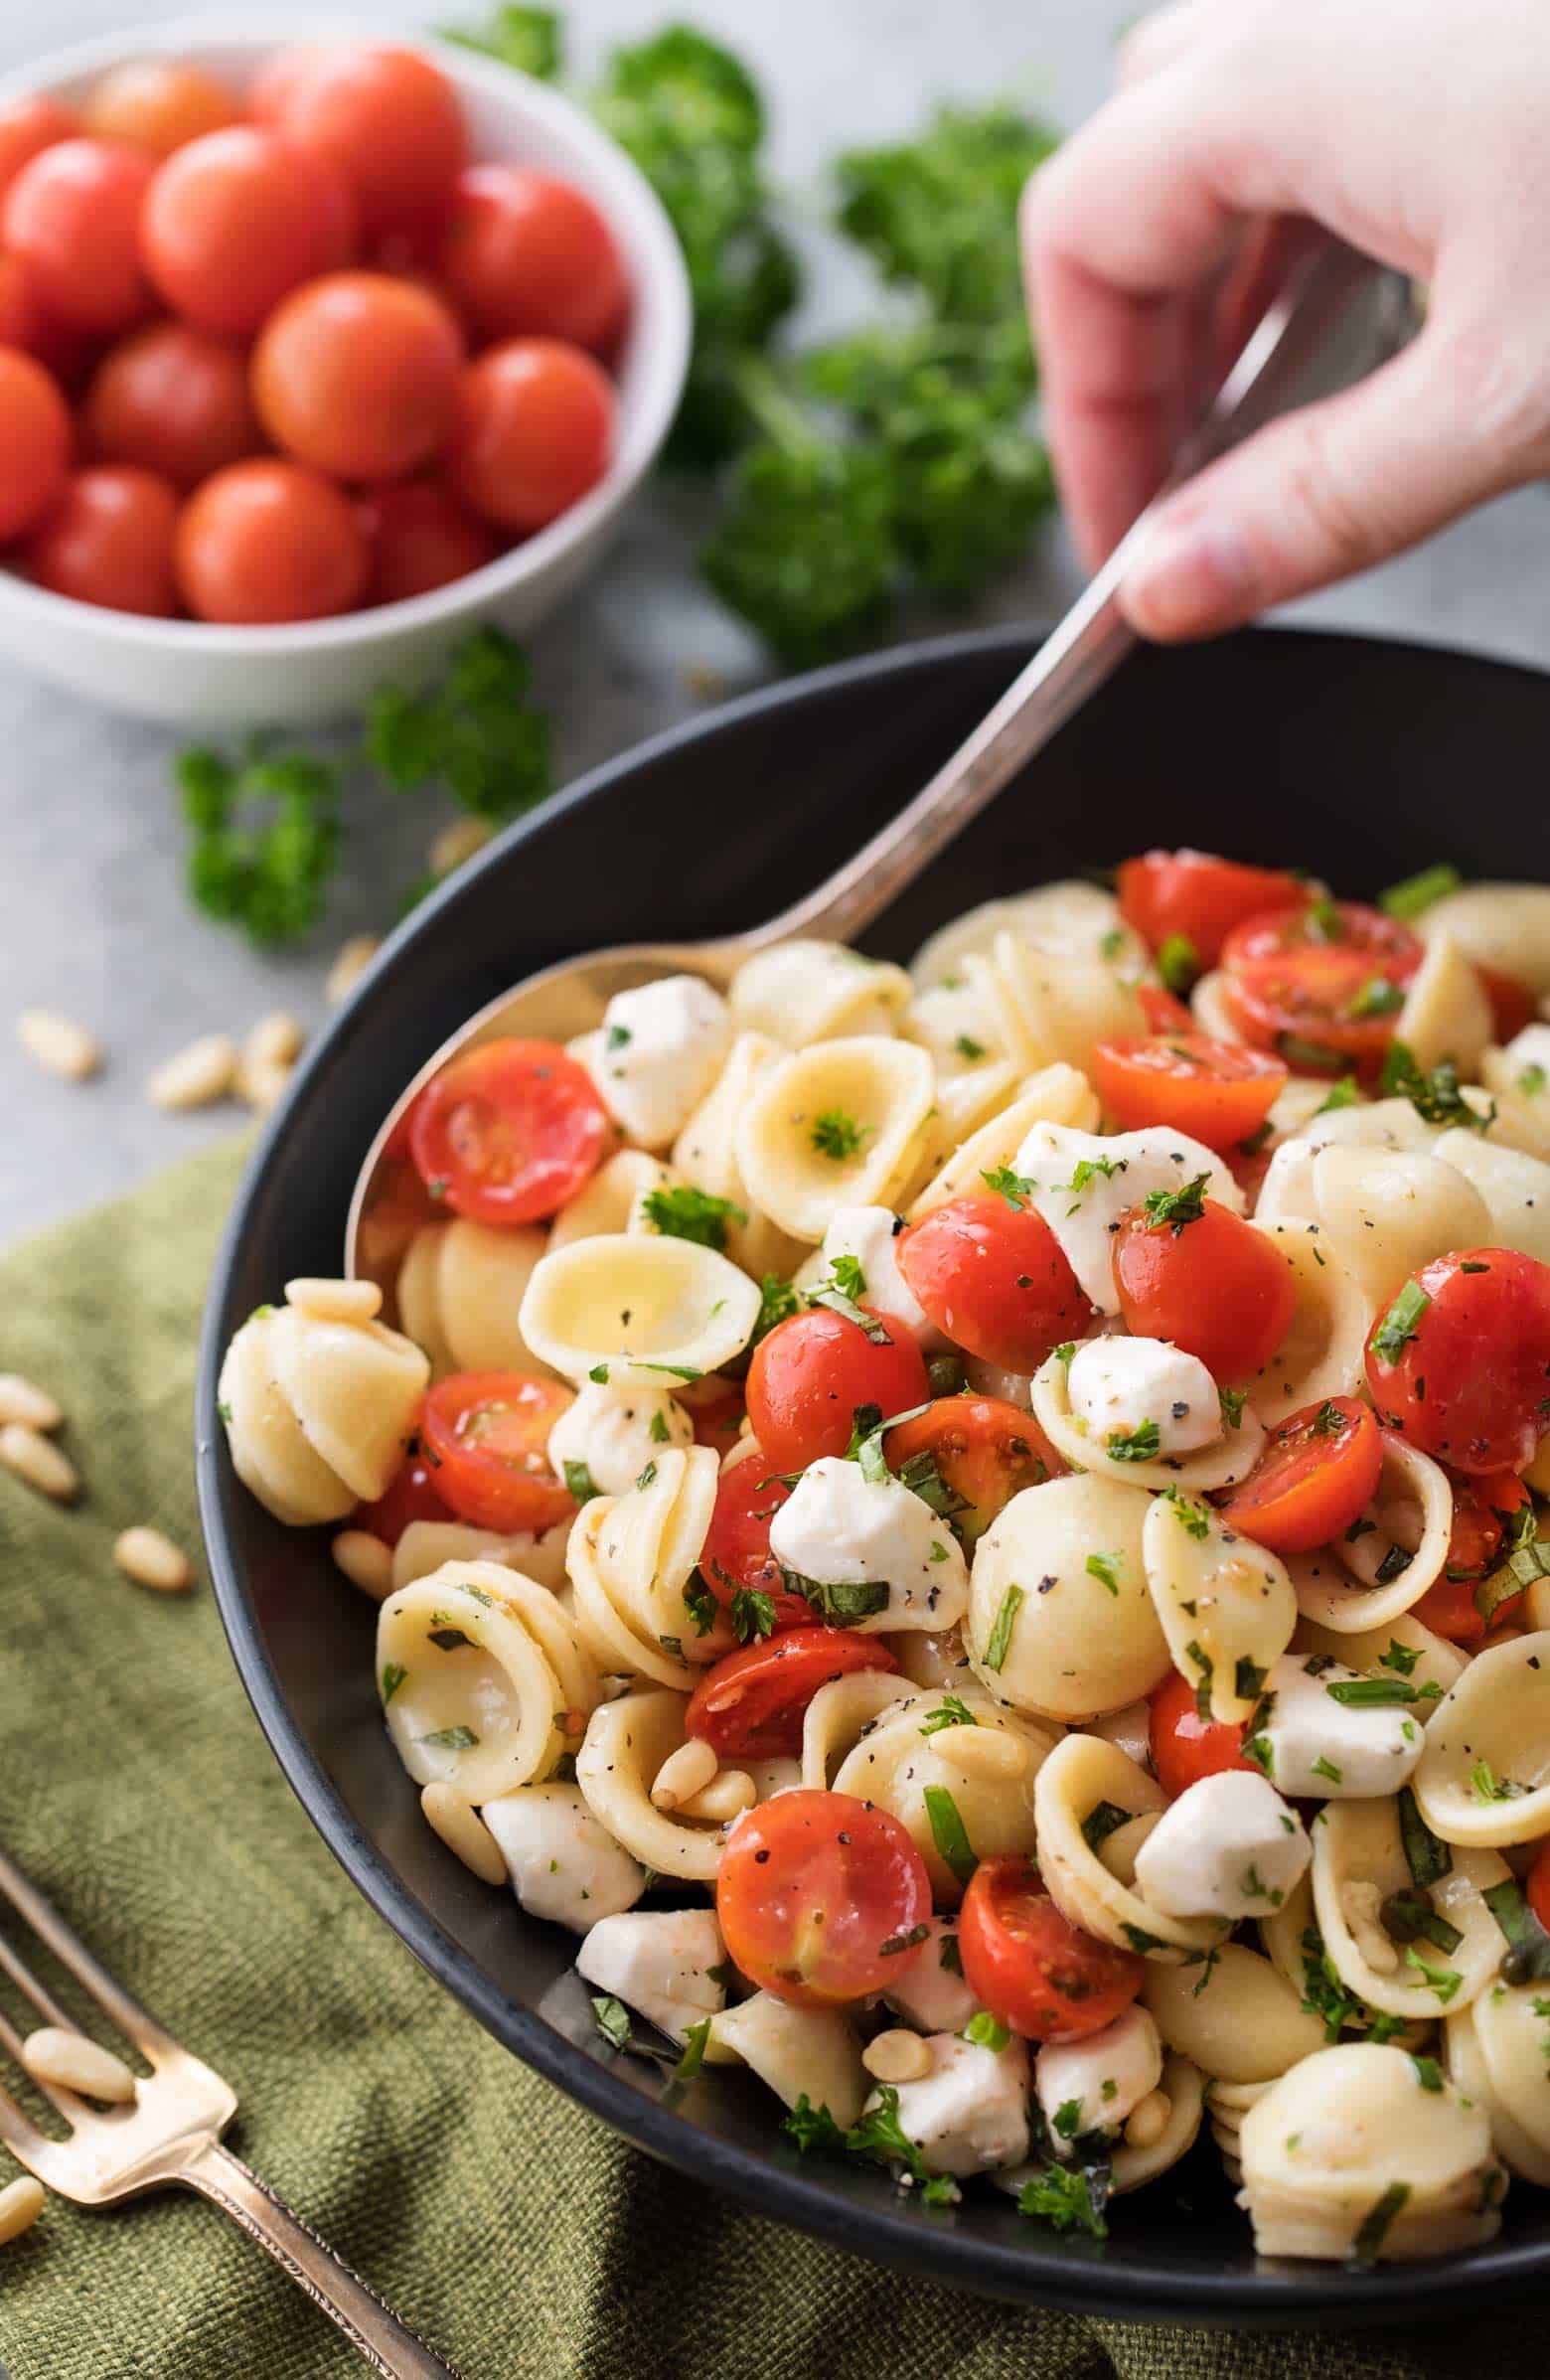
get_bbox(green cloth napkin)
[0,1141,1540,2380]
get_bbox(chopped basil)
[1315,1075,1361,1116]
[1410,2054,1444,2093]
[784,1570,889,1626]
[1162,1487,1210,1539]
[426,1627,475,1653]
[919,1693,978,1737]
[379,1662,407,1706]
[588,1362,609,1384]
[1398,1787,1452,1890]
[984,1581,1025,1670]
[1379,864,1461,921]
[1381,1040,1491,1130]
[672,2017,712,2081]
[563,1459,600,1505]
[1471,1757,1527,1803]
[1519,1062,1548,1098]
[635,1460,658,1492]
[1350,2180,1411,2266]
[752,1274,800,1344]
[922,1784,978,1885]
[1235,1657,1267,1702]
[954,1033,987,1060]
[1086,1550,1121,1597]
[591,1994,633,2052]
[879,1922,931,1957]
[1120,1924,1168,1955]
[1380,1891,1463,1953]
[1312,1756,1343,1786]
[418,1724,478,1751]
[649,1407,672,1445]
[939,1930,964,1978]
[1081,1799,1133,1852]
[807,1272,893,1343]
[1345,975,1404,1021]
[1371,1279,1430,1365]
[1483,1878,1550,1983]
[1373,1544,1413,1587]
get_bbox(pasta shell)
[1459,1983,1550,2184]
[671,1032,809,1276]
[831,1688,1058,1903]
[1142,1494,1297,1724]
[1032,1735,1225,1962]
[1031,1349,1264,1495]
[1417,883,1550,995]
[710,1992,868,2127]
[1291,1148,1489,1305]
[377,1561,597,1805]
[1143,1942,1327,2083]
[910,881,1144,991]
[801,1670,923,1788]
[991,930,1149,1074]
[391,1517,569,1596]
[1296,1435,1455,1633]
[545,1151,677,1253]
[566,1445,720,1687]
[218,1308,361,1526]
[1110,2055,1206,2194]
[730,941,912,1045]
[397,1217,555,1378]
[1394,933,1492,1079]
[1238,2042,1505,2262]
[906,1064,1099,1219]
[519,1233,761,1388]
[576,1688,728,1881]
[1413,1631,1550,1846]
[968,1475,1169,1721]
[1243,1220,1374,1425]
[1432,1129,1550,1265]
[735,1036,935,1240]
[219,1302,427,1521]
[1311,1796,1512,2017]
[1293,1611,1467,1702]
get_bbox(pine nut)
[22,2027,135,2105]
[0,1424,78,1502]
[420,1783,507,1886]
[429,815,494,876]
[16,1008,99,1081]
[326,935,380,1006]
[244,1011,303,1069]
[113,1526,192,1594]
[235,1054,293,1114]
[145,1033,236,1112]
[285,1277,383,1325]
[0,2176,45,2246]
[0,1374,62,1432]
[332,1528,393,1600]
[679,1769,757,1823]
[651,1737,718,1812]
[1125,2089,1171,2150]
[862,2029,933,2085]
[928,1722,1026,1779]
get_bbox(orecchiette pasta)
[670,1031,809,1277]
[968,1475,1170,1721]
[710,1992,868,2128]
[1143,1942,1327,2083]
[1431,1129,1550,1267]
[1295,1434,1455,1633]
[904,1063,1099,1219]
[220,1294,427,1523]
[391,1517,569,1596]
[1453,1983,1550,2186]
[1141,1494,1297,1724]
[734,1035,935,1239]
[1034,1736,1227,1963]
[519,1232,761,1387]
[730,939,912,1046]
[1257,1146,1490,1306]
[544,1150,676,1253]
[1032,1349,1265,1495]
[396,1215,555,1377]
[909,880,1145,992]
[1394,933,1493,1079]
[575,1688,729,1881]
[566,1445,720,1687]
[1310,1797,1512,2018]
[1413,1632,1550,1846]
[1417,881,1550,995]
[829,1685,1058,1902]
[1243,1221,1374,1425]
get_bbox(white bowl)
[0,14,692,726]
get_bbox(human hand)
[1021,0,1550,638]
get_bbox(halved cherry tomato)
[1091,1033,1287,1154]
[686,1628,897,1759]
[1476,963,1536,1045]
[1365,1248,1550,1475]
[1112,1195,1298,1380]
[684,1377,746,1461]
[883,1395,1063,1543]
[1117,850,1305,967]
[1221,901,1422,1076]
[1410,1470,1530,1645]
[1149,1668,1256,1801]
[1528,1841,1550,1938]
[897,1193,1094,1375]
[407,1037,611,1227]
[716,1788,931,2006]
[1221,901,1422,980]
[744,1306,930,1475]
[419,1369,575,1533]
[1136,983,1194,1034]
[698,1450,809,1632]
[1217,1395,1384,1553]
[958,1854,1145,2042]
[353,1434,453,1546]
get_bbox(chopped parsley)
[683,1575,719,1636]
[1218,1385,1248,1431]
[919,1693,979,1737]
[954,1033,987,1060]
[674,2018,712,2081]
[729,1585,777,1642]
[964,2010,1010,2052]
[827,1252,867,1301]
[1380,1639,1422,1677]
[981,1163,1033,1210]
[983,1581,1024,1671]
[783,2096,848,2154]
[649,1407,672,1445]
[1060,1153,1122,1208]
[1085,1550,1122,1597]
[1519,1062,1548,1098]
[1310,1400,1349,1437]
[641,1184,747,1250]
[752,1273,800,1344]
[1410,2054,1444,2094]
[807,1266,893,1342]
[1162,1487,1211,1539]
[1381,1040,1491,1130]
[1142,1171,1210,1234]
[1470,1757,1526,1803]
[811,1108,872,1161]
[1315,1075,1361,1116]
[1344,976,1404,1021]
[1371,1279,1430,1365]
[1107,1418,1162,1463]
[1299,1925,1404,2044]
[1405,1946,1464,2003]
[1016,2160,1109,2239]
[922,1784,978,1885]
[845,2085,956,2201]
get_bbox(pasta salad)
[220,851,1550,2266]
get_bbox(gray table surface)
[4,0,1548,1245]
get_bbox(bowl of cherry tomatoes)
[0,15,691,724]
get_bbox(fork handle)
[177,2139,462,2379]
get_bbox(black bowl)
[197,622,1550,2325]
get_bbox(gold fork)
[0,1841,459,2378]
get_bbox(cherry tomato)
[420,1368,575,1533]
[449,337,614,535]
[1365,1248,1550,1475]
[1136,982,1194,1034]
[0,346,71,541]
[0,98,79,206]
[251,271,464,483]
[82,61,240,158]
[0,256,92,381]
[1411,1470,1530,1645]
[1112,1196,1298,1380]
[175,459,369,625]
[699,1452,810,1632]
[1117,849,1305,967]
[140,126,357,337]
[683,1377,746,1460]
[1528,1840,1550,1938]
[352,1435,454,1546]
[83,320,260,490]
[253,46,466,241]
[896,1192,1094,1375]
[361,476,497,605]
[715,1789,931,2006]
[1091,1034,1287,1154]
[24,466,178,616]
[1149,1668,1257,1802]
[408,1037,611,1226]
[686,1629,897,1760]
[436,165,629,353]
[958,1855,1145,2042]
[1476,962,1536,1045]
[744,1306,930,1474]
[882,1395,1064,1543]
[1221,902,1422,1076]
[3,138,153,334]
[1216,1396,1384,1553]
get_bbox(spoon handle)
[747,239,1393,955]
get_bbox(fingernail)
[1122,511,1258,637]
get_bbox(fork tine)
[0,1843,177,2061]
[0,1921,76,2032]
[0,1998,78,2127]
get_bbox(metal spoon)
[348,239,1402,1283]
